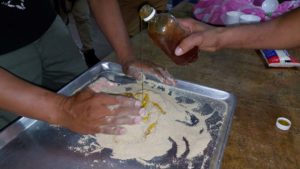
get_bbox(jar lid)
[276,117,291,131]
[140,4,156,22]
[143,9,156,22]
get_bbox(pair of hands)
[57,59,175,135]
[58,19,217,135]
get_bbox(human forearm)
[88,0,134,65]
[221,8,300,49]
[0,68,64,124]
[176,9,300,55]
[88,0,175,85]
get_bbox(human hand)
[122,59,176,86]
[175,18,224,55]
[56,88,145,135]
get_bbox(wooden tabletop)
[104,2,300,169]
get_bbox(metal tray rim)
[0,62,236,169]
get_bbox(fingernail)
[105,116,113,122]
[135,100,142,107]
[175,47,183,56]
[139,108,147,116]
[134,116,142,124]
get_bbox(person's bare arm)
[221,8,300,49]
[88,0,134,65]
[0,68,144,134]
[175,8,300,55]
[0,68,63,124]
[88,0,175,85]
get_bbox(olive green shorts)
[0,16,87,128]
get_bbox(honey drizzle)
[144,121,158,138]
[121,91,167,137]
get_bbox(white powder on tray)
[71,78,213,167]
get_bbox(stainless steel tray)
[0,62,235,169]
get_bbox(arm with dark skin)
[175,8,300,55]
[0,68,144,134]
[0,0,176,136]
[88,0,175,85]
[88,0,134,66]
[0,0,177,135]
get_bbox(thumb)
[175,33,203,56]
